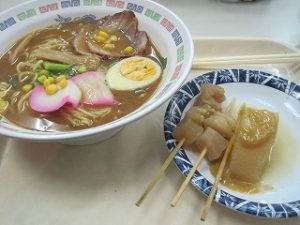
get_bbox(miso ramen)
[0,11,164,131]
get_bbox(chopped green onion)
[37,75,47,84]
[22,84,33,92]
[38,69,50,77]
[67,67,78,76]
[43,62,71,72]
[100,65,109,74]
[8,75,18,89]
[158,56,168,70]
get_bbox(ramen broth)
[0,17,163,131]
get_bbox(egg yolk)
[120,58,157,81]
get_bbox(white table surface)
[0,1,300,225]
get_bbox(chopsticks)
[192,53,300,69]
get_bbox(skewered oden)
[172,84,236,161]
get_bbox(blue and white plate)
[164,69,300,218]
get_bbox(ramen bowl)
[0,0,193,145]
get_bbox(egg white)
[106,56,161,91]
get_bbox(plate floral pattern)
[164,69,300,218]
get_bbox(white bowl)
[0,0,193,145]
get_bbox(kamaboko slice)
[29,80,82,113]
[71,71,117,106]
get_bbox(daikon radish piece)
[195,127,228,161]
[229,107,279,183]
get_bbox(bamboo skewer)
[136,99,237,208]
[192,53,300,69]
[200,137,234,221]
[135,138,185,207]
[170,148,208,207]
[200,104,245,221]
[170,99,236,208]
[225,98,236,114]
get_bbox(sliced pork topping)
[73,24,95,56]
[34,49,100,70]
[100,11,138,40]
[73,11,149,59]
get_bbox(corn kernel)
[123,46,134,55]
[22,84,33,92]
[43,79,52,87]
[98,30,109,39]
[38,75,47,83]
[104,43,115,49]
[110,35,118,42]
[77,66,87,74]
[48,77,55,83]
[104,39,112,44]
[0,98,8,112]
[56,75,66,82]
[94,35,106,43]
[46,84,58,95]
[0,99,4,107]
[58,78,68,88]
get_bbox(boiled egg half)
[106,56,161,90]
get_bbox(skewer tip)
[200,209,208,222]
[135,138,186,208]
[135,195,146,207]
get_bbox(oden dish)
[0,0,193,144]
[164,69,300,218]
